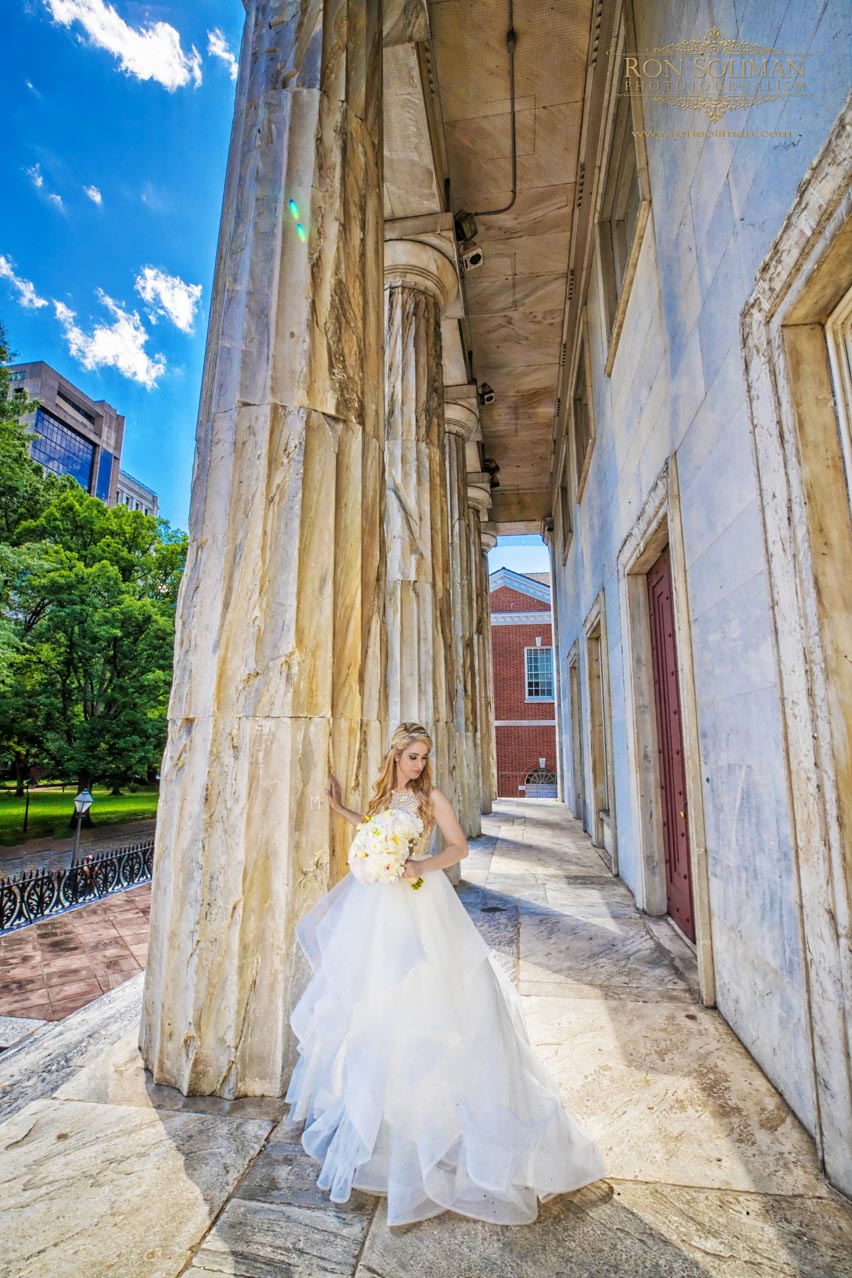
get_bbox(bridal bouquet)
[348,808,425,890]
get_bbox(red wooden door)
[647,545,695,941]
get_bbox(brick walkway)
[0,884,150,1021]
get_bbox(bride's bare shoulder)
[429,786,449,808]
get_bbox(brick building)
[490,567,557,799]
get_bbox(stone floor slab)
[354,1178,852,1278]
[238,1132,375,1215]
[519,912,690,1000]
[543,879,640,917]
[527,997,829,1198]
[0,1096,272,1278]
[188,1198,374,1277]
[0,1015,46,1049]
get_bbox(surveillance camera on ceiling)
[461,244,484,271]
[454,209,478,242]
[478,382,496,405]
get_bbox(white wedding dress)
[281,788,606,1225]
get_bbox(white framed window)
[558,438,573,562]
[525,646,554,700]
[571,310,596,502]
[594,0,651,376]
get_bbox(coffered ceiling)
[383,0,594,532]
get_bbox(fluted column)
[468,479,497,811]
[480,523,499,806]
[480,523,500,802]
[541,519,565,803]
[444,401,481,838]
[141,0,385,1098]
[384,239,461,853]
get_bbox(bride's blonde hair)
[365,722,435,834]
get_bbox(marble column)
[444,401,482,838]
[480,523,499,806]
[140,0,385,1098]
[541,519,565,803]
[467,487,497,812]
[383,240,462,852]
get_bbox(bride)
[281,721,607,1225]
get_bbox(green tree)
[13,490,186,792]
[0,320,187,795]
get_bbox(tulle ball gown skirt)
[281,864,607,1226]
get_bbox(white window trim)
[524,644,555,702]
[592,0,651,378]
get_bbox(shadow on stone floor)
[1,801,851,1276]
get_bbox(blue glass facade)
[95,449,113,501]
[31,408,95,491]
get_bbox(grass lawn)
[0,785,159,847]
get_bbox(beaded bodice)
[388,788,433,860]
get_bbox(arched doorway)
[524,767,558,799]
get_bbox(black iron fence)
[0,839,155,934]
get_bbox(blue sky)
[1,1,549,576]
[2,1,243,532]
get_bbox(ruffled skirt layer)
[281,866,606,1226]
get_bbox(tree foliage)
[0,319,187,793]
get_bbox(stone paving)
[0,800,850,1277]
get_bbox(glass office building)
[31,407,96,490]
[6,361,125,506]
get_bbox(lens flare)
[296,223,307,242]
[288,199,299,218]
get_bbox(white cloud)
[207,28,238,82]
[134,266,202,334]
[54,291,166,389]
[84,184,103,205]
[0,256,49,309]
[25,161,65,209]
[43,0,202,91]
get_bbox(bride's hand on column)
[325,773,342,811]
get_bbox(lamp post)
[22,777,32,835]
[73,789,93,861]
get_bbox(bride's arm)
[408,787,469,874]
[325,773,364,827]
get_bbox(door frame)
[646,542,695,942]
[566,640,586,828]
[740,99,852,1195]
[582,591,618,873]
[617,457,715,1005]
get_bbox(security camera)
[454,209,478,242]
[478,382,496,405]
[461,243,484,271]
[483,457,501,489]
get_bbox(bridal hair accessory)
[348,808,425,890]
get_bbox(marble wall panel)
[553,0,852,1154]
